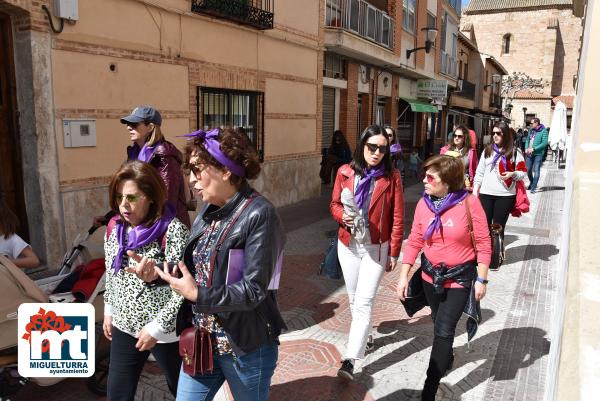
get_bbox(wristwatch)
[476,277,489,284]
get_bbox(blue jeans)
[526,154,543,191]
[176,343,278,401]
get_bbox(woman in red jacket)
[397,155,491,401]
[330,125,404,380]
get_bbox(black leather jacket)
[175,185,287,356]
[401,253,481,341]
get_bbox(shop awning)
[400,97,438,113]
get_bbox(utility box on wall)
[63,119,96,148]
[54,0,79,21]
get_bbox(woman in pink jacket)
[397,155,491,401]
[440,125,478,191]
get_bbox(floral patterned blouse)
[192,221,233,355]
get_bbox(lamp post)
[522,107,528,128]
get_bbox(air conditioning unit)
[456,79,464,91]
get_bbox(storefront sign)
[416,79,448,99]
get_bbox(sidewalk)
[12,164,564,401]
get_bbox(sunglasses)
[493,130,503,136]
[184,162,206,175]
[365,143,387,154]
[453,134,464,138]
[425,173,439,184]
[116,193,146,204]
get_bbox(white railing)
[325,0,394,50]
[440,50,458,78]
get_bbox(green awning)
[400,97,438,113]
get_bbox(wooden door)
[0,12,29,240]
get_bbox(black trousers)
[421,281,470,401]
[478,194,516,239]
[107,326,181,401]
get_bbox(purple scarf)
[182,129,246,177]
[422,189,468,241]
[390,143,402,156]
[355,165,385,210]
[529,124,546,142]
[491,143,507,171]
[127,141,159,163]
[111,203,176,273]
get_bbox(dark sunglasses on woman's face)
[453,134,464,138]
[184,162,206,175]
[493,130,503,136]
[365,143,387,154]
[126,122,140,129]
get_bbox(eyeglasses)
[116,193,146,204]
[365,143,387,154]
[493,130,503,136]
[126,122,140,129]
[425,173,438,184]
[184,162,206,176]
[453,134,464,138]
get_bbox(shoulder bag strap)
[464,197,477,256]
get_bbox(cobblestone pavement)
[10,165,564,401]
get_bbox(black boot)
[421,374,439,401]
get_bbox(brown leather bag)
[179,327,213,376]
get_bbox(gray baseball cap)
[120,106,162,125]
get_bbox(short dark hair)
[184,127,261,188]
[532,117,541,124]
[350,125,392,176]
[108,160,167,226]
[423,155,465,192]
[0,197,20,239]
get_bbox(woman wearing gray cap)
[120,106,191,228]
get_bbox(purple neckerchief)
[390,143,402,155]
[355,165,385,210]
[111,203,176,273]
[529,124,545,141]
[422,189,468,241]
[182,129,245,177]
[491,143,507,171]
[127,142,158,163]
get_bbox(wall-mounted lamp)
[484,74,502,90]
[406,27,438,59]
[504,103,513,115]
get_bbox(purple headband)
[182,128,246,177]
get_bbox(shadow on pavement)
[504,243,559,264]
[537,185,565,192]
[376,326,550,401]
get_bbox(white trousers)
[337,239,388,360]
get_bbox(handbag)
[179,326,213,376]
[319,235,342,279]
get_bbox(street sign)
[416,79,448,99]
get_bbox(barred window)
[197,87,264,161]
[324,52,346,79]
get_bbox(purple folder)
[226,249,283,290]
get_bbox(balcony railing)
[490,94,503,108]
[325,0,394,50]
[440,50,458,78]
[191,0,274,30]
[455,79,476,100]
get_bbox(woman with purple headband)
[472,121,527,269]
[131,127,286,401]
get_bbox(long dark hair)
[350,125,393,176]
[449,125,471,152]
[484,121,515,160]
[330,130,350,150]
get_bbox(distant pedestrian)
[473,122,527,262]
[440,125,479,191]
[385,126,404,177]
[397,155,491,401]
[320,130,352,184]
[330,125,404,380]
[524,118,549,193]
[408,149,422,177]
[0,197,40,269]
[121,106,191,227]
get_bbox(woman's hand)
[499,171,515,180]
[472,185,480,197]
[103,315,113,341]
[135,327,158,352]
[386,257,398,272]
[474,282,487,301]
[396,275,409,301]
[125,251,159,282]
[342,212,354,228]
[154,261,198,302]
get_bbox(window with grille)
[324,52,346,79]
[402,0,416,33]
[197,87,264,161]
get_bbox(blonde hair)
[145,123,165,146]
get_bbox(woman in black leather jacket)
[149,127,286,401]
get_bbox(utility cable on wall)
[41,5,64,34]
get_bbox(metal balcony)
[325,0,394,50]
[455,79,476,100]
[440,50,458,78]
[191,0,274,30]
